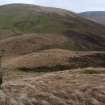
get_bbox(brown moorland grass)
[0,34,67,57]
[1,69,105,105]
[4,49,105,71]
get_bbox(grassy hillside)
[0,4,105,54]
[0,4,104,36]
[1,33,105,57]
[0,4,78,36]
[0,4,105,105]
[4,49,105,70]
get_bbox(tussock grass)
[1,69,105,105]
[6,49,105,72]
[80,69,105,74]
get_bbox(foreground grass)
[1,68,105,105]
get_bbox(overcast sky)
[0,0,105,12]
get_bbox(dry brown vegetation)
[0,34,67,57]
[4,49,105,70]
[0,68,105,105]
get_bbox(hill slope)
[80,11,105,25]
[0,4,104,36]
[0,4,105,105]
[4,49,105,70]
[0,4,105,55]
[1,69,105,105]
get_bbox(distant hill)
[80,11,105,25]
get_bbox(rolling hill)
[0,4,105,58]
[80,11,105,26]
[0,4,105,105]
[0,4,105,71]
[4,49,105,70]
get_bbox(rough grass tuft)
[81,69,105,74]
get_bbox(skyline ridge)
[0,0,104,12]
